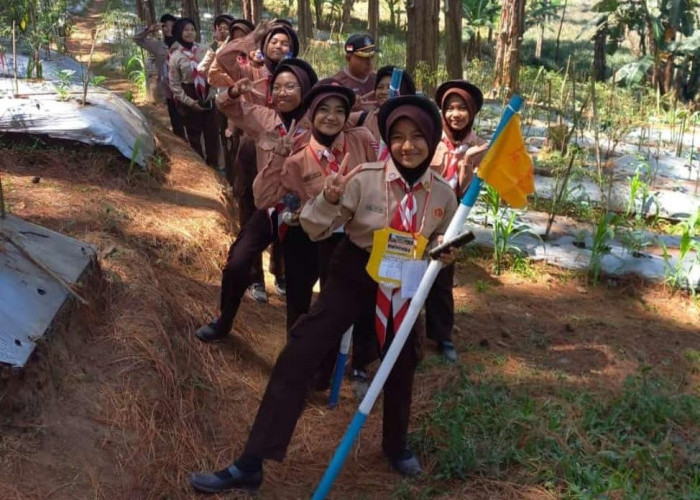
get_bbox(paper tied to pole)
[366,227,428,297]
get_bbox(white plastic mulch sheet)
[0,78,154,167]
[0,215,96,368]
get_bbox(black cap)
[378,95,442,151]
[229,18,255,37]
[344,34,378,58]
[213,14,234,27]
[304,79,357,115]
[261,24,300,59]
[273,58,319,96]
[435,80,484,113]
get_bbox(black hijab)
[378,96,442,186]
[173,18,196,50]
[271,59,318,130]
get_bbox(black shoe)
[439,341,458,363]
[389,451,422,477]
[189,464,262,493]
[195,322,227,343]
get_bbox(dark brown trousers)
[425,264,455,344]
[243,238,419,461]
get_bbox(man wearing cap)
[331,34,377,102]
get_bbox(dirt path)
[66,0,132,95]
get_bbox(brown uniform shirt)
[209,31,271,107]
[133,28,169,101]
[254,127,378,209]
[301,160,458,252]
[430,130,488,196]
[348,107,380,141]
[169,42,215,108]
[217,92,311,193]
[331,69,376,111]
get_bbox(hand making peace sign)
[322,154,363,204]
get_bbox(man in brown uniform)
[331,34,378,104]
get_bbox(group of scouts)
[135,13,490,495]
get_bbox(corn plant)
[127,52,147,99]
[589,212,618,284]
[482,184,541,275]
[618,228,653,257]
[626,160,659,224]
[53,69,75,101]
[661,208,700,295]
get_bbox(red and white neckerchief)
[377,140,390,162]
[181,46,207,99]
[375,169,430,350]
[441,137,460,191]
[310,139,346,175]
[271,121,306,240]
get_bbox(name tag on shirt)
[400,260,428,299]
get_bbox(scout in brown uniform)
[331,34,377,108]
[253,79,379,389]
[133,14,186,139]
[425,80,489,362]
[189,95,459,493]
[194,59,318,343]
[168,18,220,167]
[210,21,300,301]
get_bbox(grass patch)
[412,370,700,498]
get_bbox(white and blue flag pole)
[328,327,353,408]
[328,67,407,408]
[311,95,524,500]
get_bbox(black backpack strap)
[356,110,369,127]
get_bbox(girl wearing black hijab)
[425,80,489,363]
[168,18,220,167]
[188,95,459,494]
[193,59,318,343]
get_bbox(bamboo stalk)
[0,174,5,219]
[82,28,101,106]
[12,21,18,96]
[590,74,602,185]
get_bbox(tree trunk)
[214,0,223,16]
[493,0,526,96]
[164,0,177,12]
[341,0,354,30]
[368,0,379,41]
[535,22,544,59]
[298,0,313,51]
[182,0,202,41]
[242,0,263,23]
[313,0,323,29]
[406,0,440,95]
[445,0,462,79]
[553,0,567,64]
[593,21,607,81]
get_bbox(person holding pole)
[188,95,459,493]
[425,80,489,362]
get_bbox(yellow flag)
[477,114,534,208]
